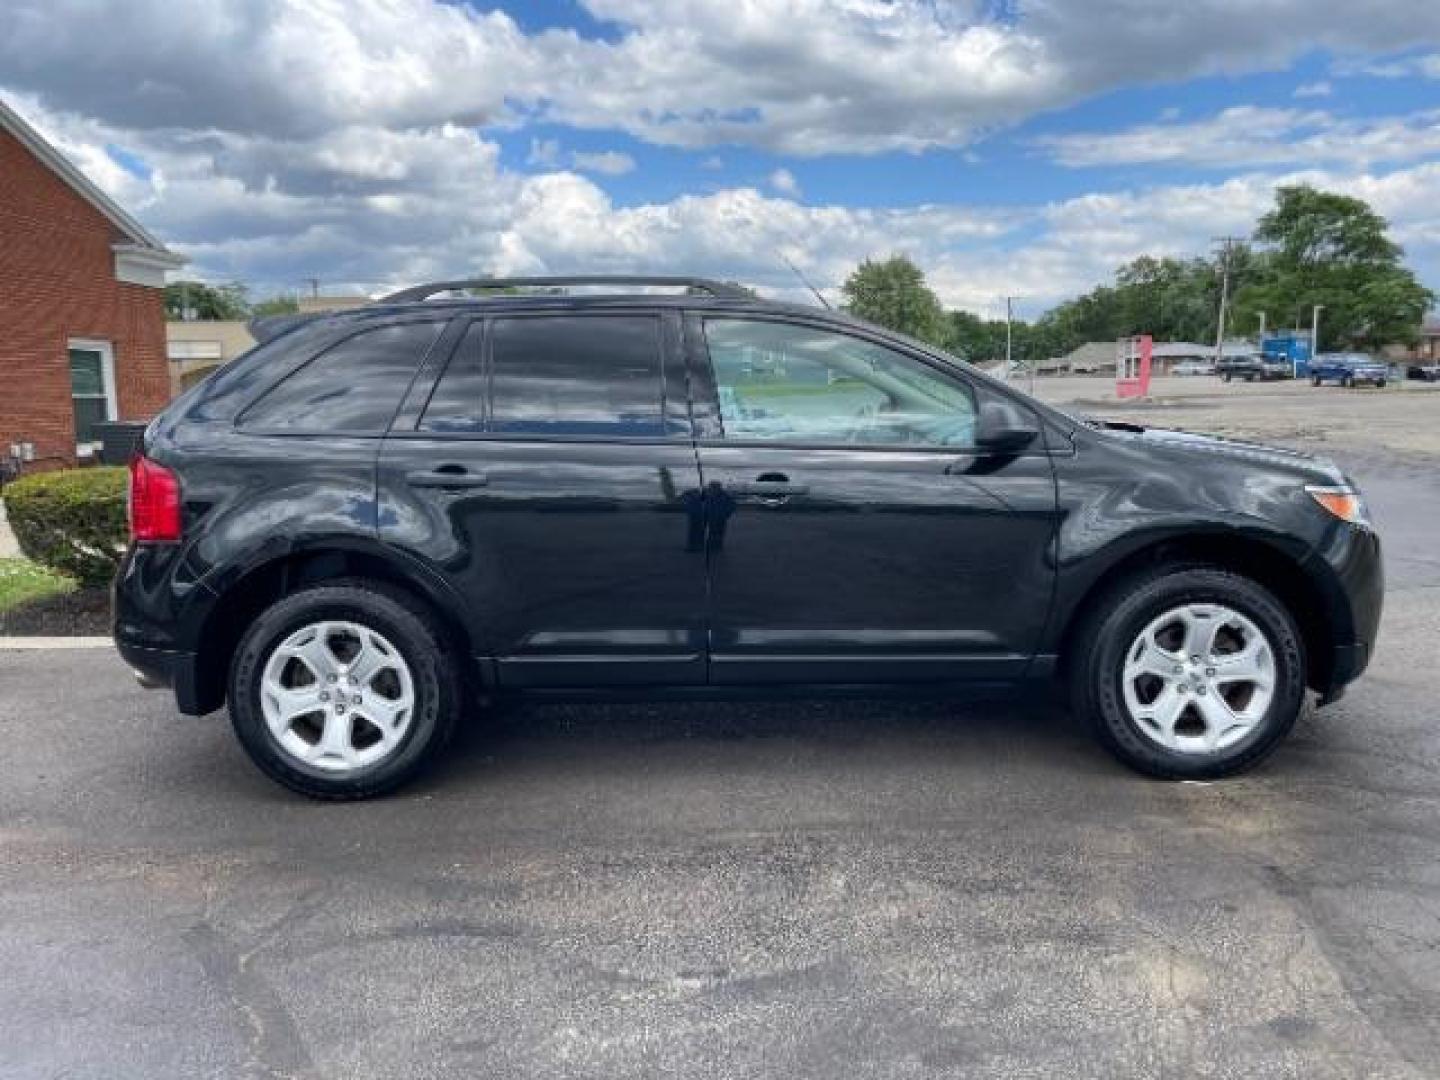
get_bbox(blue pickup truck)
[1310,353,1389,388]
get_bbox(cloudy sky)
[5,0,1440,316]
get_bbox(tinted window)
[704,319,976,447]
[243,321,443,432]
[489,316,664,436]
[419,322,485,433]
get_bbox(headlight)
[1305,484,1370,527]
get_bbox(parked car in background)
[1171,360,1215,376]
[115,275,1383,799]
[1218,355,1291,382]
[1406,362,1440,383]
[1310,353,1389,388]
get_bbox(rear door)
[687,314,1059,685]
[379,308,708,687]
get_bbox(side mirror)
[974,399,1039,453]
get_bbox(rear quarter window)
[240,321,444,433]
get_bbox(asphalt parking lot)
[3,380,1439,1079]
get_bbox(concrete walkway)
[0,498,18,558]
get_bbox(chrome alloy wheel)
[1121,603,1277,754]
[259,621,416,772]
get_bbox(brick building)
[0,97,183,471]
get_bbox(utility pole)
[1257,310,1266,343]
[305,276,320,300]
[1004,295,1014,381]
[1311,304,1324,360]
[1212,236,1244,367]
[1003,296,1031,392]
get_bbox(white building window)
[68,339,117,454]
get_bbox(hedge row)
[4,467,128,585]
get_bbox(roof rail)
[378,275,753,303]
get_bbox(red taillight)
[128,455,182,543]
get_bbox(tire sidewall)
[229,585,452,798]
[1083,569,1307,779]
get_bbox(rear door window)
[242,321,444,433]
[420,314,666,437]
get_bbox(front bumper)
[1307,519,1383,705]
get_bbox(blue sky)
[3,1,1438,315]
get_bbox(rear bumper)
[114,636,209,715]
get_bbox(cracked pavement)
[2,438,1439,1079]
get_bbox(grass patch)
[0,557,77,614]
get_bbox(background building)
[164,293,369,391]
[0,98,182,471]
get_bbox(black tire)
[1069,566,1307,780]
[1222,373,1232,383]
[228,580,460,799]
[1377,380,1387,389]
[1311,375,1321,386]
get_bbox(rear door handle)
[405,467,489,489]
[726,478,809,497]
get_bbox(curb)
[0,636,114,650]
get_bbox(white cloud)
[1336,52,1440,80]
[4,3,1439,318]
[568,149,636,176]
[2,0,1438,156]
[1294,81,1332,98]
[768,167,800,195]
[532,140,637,177]
[1037,106,1440,170]
[12,91,1440,317]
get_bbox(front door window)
[703,318,977,447]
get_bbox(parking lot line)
[0,636,113,649]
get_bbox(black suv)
[115,276,1382,799]
[1218,354,1292,382]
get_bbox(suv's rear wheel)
[1071,566,1306,779]
[228,581,459,799]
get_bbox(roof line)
[0,96,177,256]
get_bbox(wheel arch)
[1053,530,1338,694]
[188,540,477,714]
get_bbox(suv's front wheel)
[228,581,460,799]
[1071,566,1307,779]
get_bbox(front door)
[379,310,708,687]
[688,314,1059,685]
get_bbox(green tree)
[164,280,250,321]
[1233,185,1433,350]
[841,255,946,345]
[942,309,1009,364]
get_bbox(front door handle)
[406,466,489,489]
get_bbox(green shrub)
[4,467,128,585]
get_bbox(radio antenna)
[778,251,831,309]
